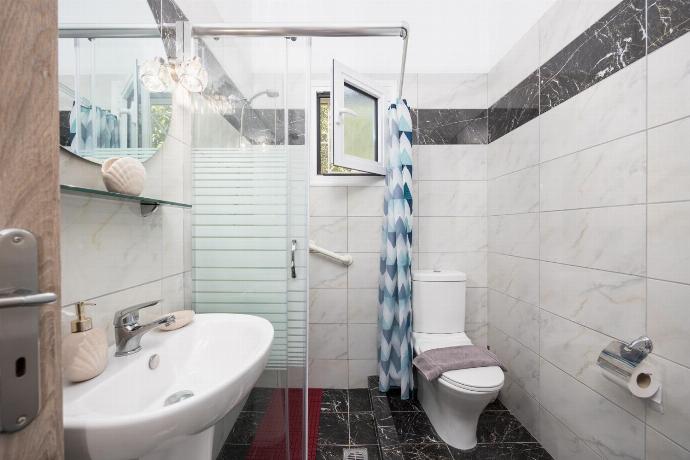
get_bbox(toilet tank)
[412,270,466,333]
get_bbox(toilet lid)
[413,332,505,393]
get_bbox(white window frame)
[331,60,387,175]
[309,74,395,186]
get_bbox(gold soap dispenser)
[62,302,108,383]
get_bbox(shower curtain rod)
[58,22,410,99]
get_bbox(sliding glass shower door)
[191,34,309,459]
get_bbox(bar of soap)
[158,310,195,331]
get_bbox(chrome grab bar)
[291,239,297,279]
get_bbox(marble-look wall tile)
[347,186,384,216]
[540,205,646,274]
[347,217,382,252]
[488,166,539,215]
[414,145,487,181]
[348,288,378,324]
[310,289,348,324]
[647,201,690,284]
[413,109,488,145]
[466,287,488,328]
[648,30,690,127]
[488,213,539,259]
[417,73,487,109]
[539,0,622,64]
[488,24,540,106]
[348,324,378,360]
[488,71,540,143]
[417,181,486,217]
[539,57,646,162]
[309,359,348,389]
[488,253,539,306]
[498,373,541,437]
[540,310,645,418]
[487,117,539,179]
[646,354,690,451]
[646,426,690,460]
[538,406,602,460]
[647,116,690,203]
[489,327,540,398]
[540,261,645,340]
[309,323,348,360]
[61,195,163,306]
[539,359,645,460]
[348,253,380,289]
[540,132,646,211]
[488,289,539,352]
[310,186,347,216]
[539,0,645,113]
[310,216,347,253]
[417,217,487,253]
[309,254,347,289]
[348,360,377,388]
[647,279,690,368]
[647,0,690,53]
[416,251,487,287]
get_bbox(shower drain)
[164,390,194,406]
[343,447,368,460]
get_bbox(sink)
[63,313,274,460]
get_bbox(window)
[313,61,389,180]
[316,91,369,176]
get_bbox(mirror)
[58,37,172,164]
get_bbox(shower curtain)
[378,99,414,400]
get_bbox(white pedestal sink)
[63,313,274,460]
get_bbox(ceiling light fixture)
[139,56,208,94]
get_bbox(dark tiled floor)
[218,380,552,460]
[367,376,553,460]
[316,388,380,459]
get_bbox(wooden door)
[0,1,63,459]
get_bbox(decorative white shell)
[101,157,147,196]
[158,310,195,331]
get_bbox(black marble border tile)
[648,0,690,53]
[488,71,540,142]
[413,109,488,145]
[539,0,646,113]
[489,0,690,142]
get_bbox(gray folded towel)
[413,345,507,381]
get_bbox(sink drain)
[164,390,194,406]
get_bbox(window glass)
[343,83,377,162]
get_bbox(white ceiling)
[58,0,556,73]
[177,0,556,73]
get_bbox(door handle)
[0,228,57,433]
[291,239,297,279]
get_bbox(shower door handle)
[290,239,297,279]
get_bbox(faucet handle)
[113,300,161,327]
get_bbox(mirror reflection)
[58,37,172,163]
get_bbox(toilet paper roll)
[628,366,660,399]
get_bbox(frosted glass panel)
[343,83,377,161]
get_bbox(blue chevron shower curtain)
[378,99,414,399]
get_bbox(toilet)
[412,270,504,451]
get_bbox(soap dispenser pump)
[62,301,108,383]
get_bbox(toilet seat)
[413,332,504,393]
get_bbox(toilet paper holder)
[597,336,653,378]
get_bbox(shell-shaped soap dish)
[101,157,147,196]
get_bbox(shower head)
[247,89,280,104]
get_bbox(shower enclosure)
[191,33,311,459]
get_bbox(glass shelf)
[60,185,192,216]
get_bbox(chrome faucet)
[113,300,175,356]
